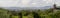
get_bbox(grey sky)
[0,0,59,7]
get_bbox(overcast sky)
[0,0,60,7]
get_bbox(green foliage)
[12,16,19,18]
[1,8,60,18]
[0,8,9,18]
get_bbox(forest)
[0,8,60,18]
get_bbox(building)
[53,3,60,13]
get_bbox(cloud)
[0,0,18,7]
[55,0,60,6]
[0,0,59,7]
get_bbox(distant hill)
[3,6,52,11]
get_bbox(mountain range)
[3,6,52,11]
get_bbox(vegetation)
[0,8,60,18]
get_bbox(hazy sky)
[0,0,60,7]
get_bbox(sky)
[0,0,60,7]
